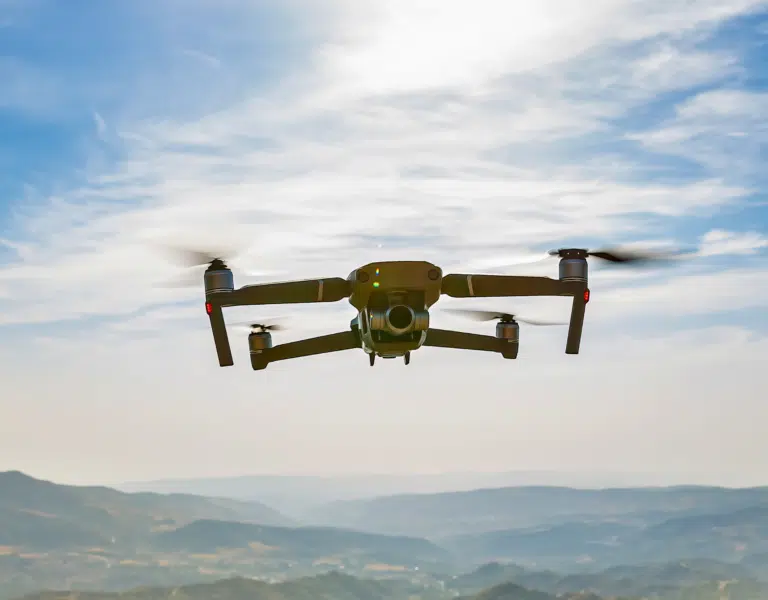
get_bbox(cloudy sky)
[1,0,766,487]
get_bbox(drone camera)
[387,305,414,332]
[370,305,430,335]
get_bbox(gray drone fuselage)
[346,261,440,358]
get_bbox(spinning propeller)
[228,318,289,333]
[444,308,566,326]
[547,246,691,265]
[162,243,241,268]
[155,243,281,288]
[482,244,693,273]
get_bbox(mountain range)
[0,470,291,551]
[116,471,729,518]
[305,484,768,538]
[3,470,768,600]
[11,572,602,600]
[14,570,768,600]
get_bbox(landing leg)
[404,352,410,366]
[369,353,375,367]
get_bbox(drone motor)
[204,260,235,295]
[495,320,520,342]
[248,328,273,372]
[248,330,273,351]
[550,249,589,284]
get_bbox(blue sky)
[0,0,766,485]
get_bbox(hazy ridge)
[3,470,768,600]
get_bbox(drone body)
[201,252,595,370]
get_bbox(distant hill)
[0,472,458,600]
[447,559,764,598]
[0,471,291,551]
[118,471,690,518]
[466,581,564,600]
[6,471,768,600]
[153,518,452,564]
[305,485,768,538]
[444,504,768,570]
[740,551,768,577]
[13,564,768,600]
[464,581,619,600]
[16,572,455,600]
[14,571,612,600]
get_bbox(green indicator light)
[373,282,380,288]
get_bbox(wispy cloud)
[1,2,765,327]
[180,48,222,69]
[0,0,766,480]
[92,111,107,138]
[629,89,768,179]
[699,229,768,256]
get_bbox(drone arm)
[206,301,234,367]
[257,331,361,367]
[441,274,580,298]
[441,273,589,355]
[423,328,508,353]
[224,277,351,307]
[204,277,351,368]
[566,291,587,354]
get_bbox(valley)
[2,471,768,600]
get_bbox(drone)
[173,246,682,370]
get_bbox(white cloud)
[1,0,766,481]
[180,48,222,69]
[1,0,763,329]
[93,111,107,138]
[628,88,768,177]
[699,229,768,257]
[591,266,768,320]
[313,0,763,98]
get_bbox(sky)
[0,0,766,487]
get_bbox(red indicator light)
[205,302,213,315]
[583,289,590,303]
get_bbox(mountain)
[464,581,625,600]
[13,564,768,600]
[117,471,690,518]
[444,504,768,570]
[0,472,454,600]
[16,572,454,600]
[447,559,763,598]
[443,520,637,565]
[740,551,768,579]
[465,582,567,600]
[152,518,452,564]
[305,485,768,538]
[7,472,768,600]
[0,470,291,551]
[13,572,608,600]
